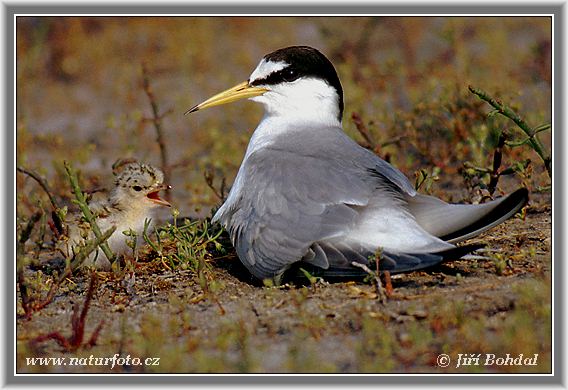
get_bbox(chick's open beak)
[147,185,171,207]
[184,81,268,115]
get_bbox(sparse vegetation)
[16,16,551,374]
[64,160,116,263]
[30,272,105,352]
[469,85,551,179]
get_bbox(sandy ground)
[16,194,551,374]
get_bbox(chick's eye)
[133,185,142,192]
[282,67,298,82]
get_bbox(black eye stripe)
[251,67,299,86]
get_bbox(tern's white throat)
[250,77,342,128]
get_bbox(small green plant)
[466,86,551,192]
[143,213,224,272]
[414,166,441,193]
[123,228,138,257]
[298,267,322,285]
[491,252,508,276]
[143,211,227,313]
[64,160,116,263]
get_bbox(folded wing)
[407,188,528,242]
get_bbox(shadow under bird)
[186,46,528,283]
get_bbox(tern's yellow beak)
[185,81,268,115]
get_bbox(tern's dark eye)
[251,65,301,86]
[133,185,142,192]
[282,67,299,82]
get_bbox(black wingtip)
[439,187,529,242]
[286,243,485,281]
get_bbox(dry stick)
[17,211,43,316]
[220,179,227,201]
[31,331,73,351]
[351,112,376,149]
[351,261,387,304]
[16,166,65,234]
[468,86,551,178]
[204,171,228,201]
[383,271,393,297]
[374,249,393,297]
[70,272,99,348]
[86,319,106,348]
[64,161,115,263]
[18,210,43,247]
[487,131,507,196]
[141,63,172,201]
[168,157,193,170]
[17,266,31,316]
[17,166,60,209]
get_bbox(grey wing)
[225,148,378,280]
[289,125,417,197]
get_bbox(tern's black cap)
[251,46,344,121]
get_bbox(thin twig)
[17,264,32,318]
[70,272,98,348]
[18,211,43,246]
[168,157,194,170]
[463,161,491,174]
[351,112,376,149]
[374,249,393,297]
[351,261,387,304]
[17,166,65,234]
[141,63,172,201]
[31,332,72,351]
[17,211,42,318]
[468,85,551,178]
[17,166,60,209]
[204,170,228,201]
[383,271,393,297]
[86,319,106,348]
[487,131,507,195]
